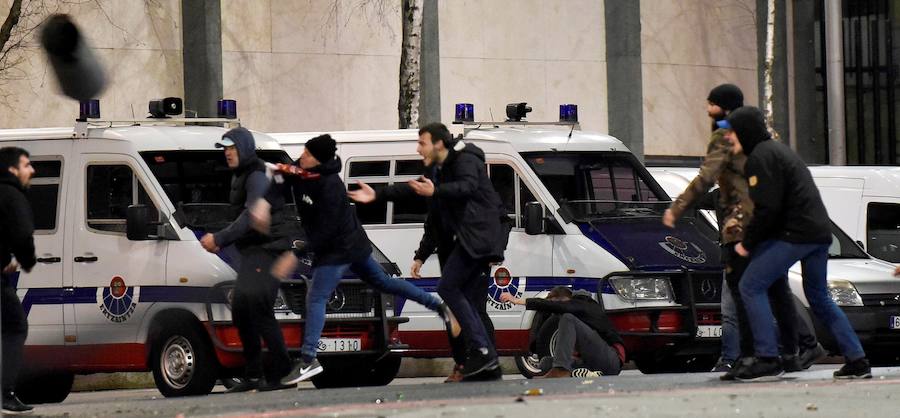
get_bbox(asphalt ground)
[26,365,900,418]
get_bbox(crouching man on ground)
[501,287,625,378]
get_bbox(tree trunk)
[763,0,778,139]
[398,0,422,129]
[0,0,24,55]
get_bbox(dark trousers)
[437,246,494,355]
[448,265,496,365]
[723,243,816,358]
[1,283,27,392]
[551,313,621,375]
[231,248,291,382]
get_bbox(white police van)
[0,99,405,402]
[649,166,900,365]
[272,103,727,376]
[807,166,900,264]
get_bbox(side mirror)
[524,202,544,235]
[126,205,153,241]
[856,240,866,250]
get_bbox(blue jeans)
[720,278,740,363]
[300,256,442,360]
[739,240,865,360]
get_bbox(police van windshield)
[521,151,669,219]
[140,150,292,232]
[829,221,869,259]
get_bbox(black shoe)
[711,359,734,373]
[735,357,784,382]
[2,392,33,415]
[833,357,872,379]
[281,358,324,385]
[438,302,461,338]
[259,380,297,392]
[782,354,803,372]
[720,357,750,381]
[461,348,499,378]
[798,343,826,370]
[225,377,260,393]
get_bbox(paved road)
[33,365,900,417]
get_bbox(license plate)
[891,316,900,330]
[317,338,361,353]
[696,325,723,338]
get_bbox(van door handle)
[36,257,62,264]
[74,256,99,263]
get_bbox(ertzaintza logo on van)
[98,276,138,323]
[488,267,522,311]
[659,236,707,264]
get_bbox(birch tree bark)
[762,0,778,139]
[398,0,422,129]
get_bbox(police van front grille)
[281,281,377,318]
[862,293,900,307]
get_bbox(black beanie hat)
[707,84,744,112]
[305,134,337,163]
[726,106,770,155]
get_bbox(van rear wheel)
[150,322,218,397]
[16,373,73,404]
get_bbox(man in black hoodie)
[724,106,870,381]
[268,134,451,386]
[501,287,625,377]
[0,147,37,414]
[200,127,294,392]
[348,123,509,379]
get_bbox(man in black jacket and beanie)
[348,123,510,379]
[266,134,452,386]
[200,127,294,392]
[724,106,870,381]
[502,287,625,378]
[0,147,37,414]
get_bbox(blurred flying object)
[40,14,107,101]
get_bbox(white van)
[0,107,405,402]
[273,118,728,376]
[808,166,900,263]
[649,167,900,365]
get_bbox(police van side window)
[488,163,538,228]
[347,158,428,225]
[25,159,63,233]
[867,202,900,262]
[86,164,158,233]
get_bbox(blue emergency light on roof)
[217,99,237,119]
[559,104,578,122]
[78,99,100,120]
[454,103,474,123]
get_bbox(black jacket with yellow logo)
[728,107,832,251]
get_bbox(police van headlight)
[273,290,291,312]
[827,280,863,307]
[608,276,675,302]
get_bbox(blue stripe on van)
[20,286,225,316]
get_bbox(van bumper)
[813,306,900,354]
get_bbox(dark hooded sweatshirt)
[726,107,832,252]
[525,292,625,360]
[284,156,372,266]
[0,172,36,286]
[213,128,288,251]
[431,141,510,262]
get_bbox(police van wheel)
[150,323,218,397]
[16,373,74,404]
[357,355,402,386]
[514,353,544,378]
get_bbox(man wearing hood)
[725,106,870,380]
[0,147,37,414]
[268,134,451,386]
[348,123,510,380]
[200,127,294,392]
[501,287,625,378]
[663,85,822,379]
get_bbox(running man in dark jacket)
[502,287,625,378]
[0,147,37,414]
[199,128,294,392]
[266,134,452,386]
[724,106,870,381]
[349,123,510,380]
